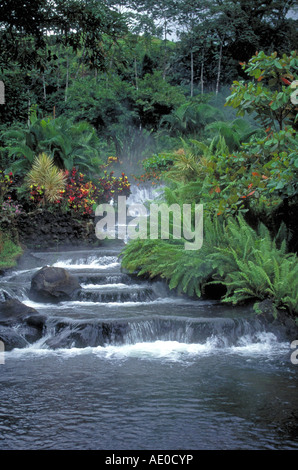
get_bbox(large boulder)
[0,298,46,350]
[0,298,43,325]
[29,266,80,302]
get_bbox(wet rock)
[0,298,44,325]
[0,326,28,351]
[29,266,81,303]
[0,289,13,302]
[44,320,129,349]
[255,299,298,340]
[0,299,47,349]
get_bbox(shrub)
[1,198,24,220]
[97,171,131,202]
[2,114,104,178]
[226,50,298,131]
[24,166,132,217]
[26,153,66,205]
[0,230,23,269]
[62,168,100,216]
[0,170,14,203]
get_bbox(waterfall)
[0,244,290,358]
[126,182,164,206]
[0,185,296,452]
[0,183,292,359]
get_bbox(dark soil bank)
[16,210,98,249]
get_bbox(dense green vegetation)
[0,230,23,269]
[122,49,298,317]
[0,1,297,316]
[122,216,298,315]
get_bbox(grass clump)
[0,231,23,269]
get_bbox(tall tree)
[0,0,128,123]
[126,0,179,79]
[175,1,206,97]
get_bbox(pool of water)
[0,246,297,450]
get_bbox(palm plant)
[3,115,103,178]
[161,100,224,137]
[164,136,229,183]
[205,118,264,151]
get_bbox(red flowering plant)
[29,185,46,205]
[97,171,131,202]
[0,170,14,203]
[60,168,100,217]
[0,170,24,226]
[25,167,132,217]
[60,168,131,216]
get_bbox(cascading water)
[126,182,164,206]
[0,184,297,451]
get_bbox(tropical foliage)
[121,50,298,316]
[0,230,23,269]
[26,153,66,204]
[0,0,297,318]
[1,114,104,178]
[122,216,298,315]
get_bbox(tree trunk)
[163,17,168,80]
[27,91,31,127]
[57,45,61,91]
[216,40,223,95]
[134,57,138,90]
[190,50,194,98]
[200,48,204,95]
[65,55,69,102]
[42,73,46,101]
[75,44,86,80]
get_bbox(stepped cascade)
[0,185,297,450]
[1,246,288,351]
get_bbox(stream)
[0,186,297,450]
